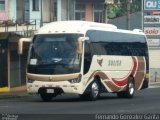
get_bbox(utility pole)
[104,2,108,23]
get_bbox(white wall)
[57,0,61,21]
[9,0,17,21]
[149,48,160,68]
[149,48,160,82]
[57,0,71,21]
[29,0,41,24]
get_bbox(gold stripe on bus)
[27,73,80,81]
[104,81,121,92]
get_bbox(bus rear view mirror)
[79,37,89,42]
[77,38,83,54]
[18,38,32,54]
[77,37,89,54]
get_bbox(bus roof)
[36,21,145,36]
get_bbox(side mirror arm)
[18,38,32,54]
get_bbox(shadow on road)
[33,93,132,103]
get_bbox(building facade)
[0,0,105,23]
[0,0,9,21]
[73,0,105,22]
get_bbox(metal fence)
[150,68,160,83]
[0,19,40,33]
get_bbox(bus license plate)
[46,89,54,93]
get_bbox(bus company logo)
[97,58,103,67]
[144,0,160,10]
[108,60,122,66]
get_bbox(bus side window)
[84,41,92,75]
[90,42,107,55]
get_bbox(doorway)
[0,40,8,90]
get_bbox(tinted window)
[86,30,149,71]
[86,30,148,56]
[84,41,92,74]
[28,34,83,75]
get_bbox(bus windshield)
[27,34,83,75]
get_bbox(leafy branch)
[107,0,141,19]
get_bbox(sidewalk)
[149,81,160,88]
[0,82,160,99]
[0,86,28,99]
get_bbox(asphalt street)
[0,87,160,120]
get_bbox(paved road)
[0,87,160,119]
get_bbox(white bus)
[19,21,149,101]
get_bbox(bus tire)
[40,93,53,102]
[88,80,100,101]
[117,77,135,98]
[125,77,135,98]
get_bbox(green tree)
[107,0,141,19]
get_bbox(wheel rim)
[91,82,99,98]
[129,82,134,95]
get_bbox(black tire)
[40,93,53,102]
[81,80,100,101]
[117,77,135,98]
[125,77,135,98]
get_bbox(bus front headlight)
[28,78,35,83]
[69,75,81,83]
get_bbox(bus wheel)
[117,77,135,98]
[40,93,53,102]
[126,77,135,98]
[88,80,100,101]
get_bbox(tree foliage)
[107,0,141,19]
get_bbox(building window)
[0,0,5,11]
[32,0,39,11]
[94,3,104,23]
[75,3,85,20]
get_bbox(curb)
[149,82,160,88]
[0,91,29,99]
[0,86,28,99]
[0,87,9,92]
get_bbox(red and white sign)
[144,27,160,35]
[147,39,160,46]
[152,10,160,15]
